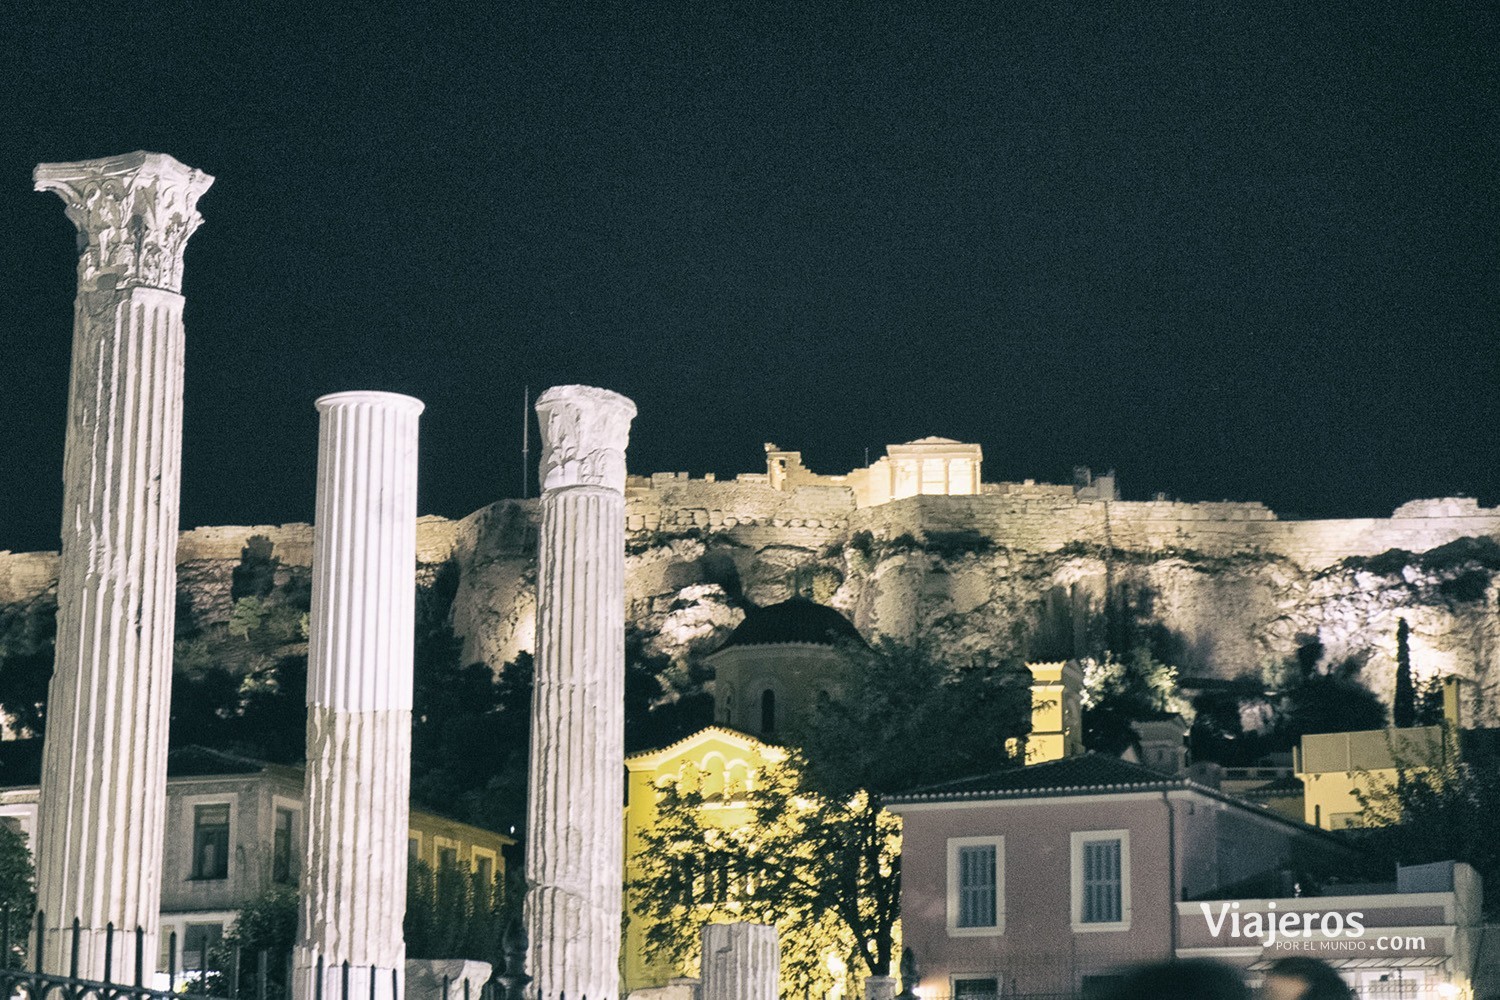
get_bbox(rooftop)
[715,597,865,651]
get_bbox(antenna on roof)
[522,384,530,500]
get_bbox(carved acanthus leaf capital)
[35,151,214,296]
[536,385,637,494]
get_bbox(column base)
[292,945,405,1000]
[38,924,157,984]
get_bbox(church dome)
[718,597,864,650]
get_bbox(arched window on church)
[701,753,725,798]
[726,761,749,799]
[761,689,776,735]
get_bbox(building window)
[272,807,295,884]
[946,836,1004,936]
[475,853,495,884]
[957,846,997,926]
[191,804,230,880]
[437,845,459,870]
[183,922,223,971]
[409,834,421,863]
[954,979,998,999]
[760,689,776,734]
[1081,840,1121,922]
[1071,830,1131,931]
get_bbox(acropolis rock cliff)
[3,462,1498,722]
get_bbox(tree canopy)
[1352,728,1500,914]
[630,639,1031,995]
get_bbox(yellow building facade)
[622,726,785,992]
[1296,677,1465,830]
[1295,725,1446,830]
[1017,660,1085,764]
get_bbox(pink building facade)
[887,754,1357,998]
[1178,860,1483,999]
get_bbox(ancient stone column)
[293,392,424,1000]
[526,385,636,1000]
[700,923,779,1000]
[32,152,212,979]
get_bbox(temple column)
[526,385,636,1000]
[293,392,424,1000]
[700,923,779,1000]
[32,152,213,979]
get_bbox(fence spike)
[103,921,114,984]
[316,953,325,1000]
[341,960,350,1000]
[33,910,43,976]
[1,902,10,971]
[69,917,80,980]
[171,929,179,991]
[135,924,145,988]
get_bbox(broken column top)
[535,385,637,494]
[34,150,214,294]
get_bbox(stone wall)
[3,483,1498,721]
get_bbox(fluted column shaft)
[701,923,779,1000]
[32,152,212,979]
[294,392,423,1000]
[526,386,635,1000]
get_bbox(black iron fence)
[0,910,534,1000]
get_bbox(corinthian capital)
[35,151,214,295]
[536,385,637,494]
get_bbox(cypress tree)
[1394,617,1416,728]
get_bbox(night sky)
[2,5,1496,554]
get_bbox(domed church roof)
[717,597,865,650]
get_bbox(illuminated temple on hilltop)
[628,435,1119,507]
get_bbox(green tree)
[1277,656,1386,740]
[409,562,530,834]
[1352,729,1500,913]
[799,639,1034,798]
[404,857,517,967]
[0,824,35,967]
[1081,647,1185,756]
[632,640,1031,995]
[209,885,298,998]
[1393,617,1416,727]
[230,536,281,601]
[1414,674,1446,726]
[632,754,894,998]
[0,597,56,736]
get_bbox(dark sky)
[2,5,1496,553]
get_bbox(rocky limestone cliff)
[2,485,1497,722]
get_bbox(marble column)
[700,923,779,1000]
[293,392,424,1000]
[526,385,636,1000]
[31,152,212,979]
